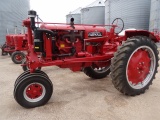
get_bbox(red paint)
[26,83,43,99]
[15,54,23,61]
[13,34,28,51]
[127,49,151,84]
[1,34,28,55]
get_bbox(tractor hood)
[40,24,107,33]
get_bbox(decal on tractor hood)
[88,32,102,37]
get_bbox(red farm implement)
[14,10,159,108]
[1,34,15,56]
[1,34,28,64]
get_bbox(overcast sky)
[30,0,95,23]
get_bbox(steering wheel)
[112,18,124,34]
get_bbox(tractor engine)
[32,23,107,60]
[33,27,84,59]
[51,30,84,57]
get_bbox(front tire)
[111,36,159,96]
[14,70,49,87]
[11,51,25,64]
[14,74,53,108]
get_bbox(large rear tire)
[111,36,159,96]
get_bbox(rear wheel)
[14,74,53,108]
[111,36,159,95]
[11,51,25,64]
[84,65,110,79]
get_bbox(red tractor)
[1,34,15,56]
[11,34,28,64]
[14,10,159,108]
[1,34,28,64]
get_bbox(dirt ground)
[0,51,160,120]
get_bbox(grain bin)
[149,0,160,32]
[105,0,151,30]
[0,0,30,45]
[81,0,105,25]
[66,7,81,24]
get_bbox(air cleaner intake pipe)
[28,10,37,30]
[70,18,75,29]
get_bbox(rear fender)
[125,30,159,43]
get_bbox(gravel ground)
[0,51,160,120]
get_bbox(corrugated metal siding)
[0,0,30,45]
[105,0,151,30]
[66,14,81,24]
[149,0,160,32]
[81,6,105,24]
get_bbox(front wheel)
[111,36,159,96]
[14,74,53,108]
[11,51,25,64]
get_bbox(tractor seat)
[118,28,136,36]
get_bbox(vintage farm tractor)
[14,10,159,108]
[1,34,28,64]
[1,34,15,56]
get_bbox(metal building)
[0,0,30,45]
[81,0,105,25]
[66,7,81,24]
[105,0,151,30]
[149,0,160,32]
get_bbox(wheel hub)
[127,49,151,85]
[26,83,43,99]
[15,54,22,61]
